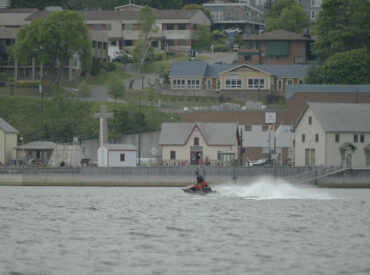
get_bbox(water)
[1,178,370,275]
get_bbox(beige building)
[159,122,239,166]
[294,102,370,168]
[0,117,19,165]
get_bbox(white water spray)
[214,177,332,200]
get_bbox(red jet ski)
[182,183,215,194]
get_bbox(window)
[106,24,112,31]
[354,134,358,143]
[302,134,306,143]
[167,24,175,30]
[217,80,220,89]
[151,40,158,47]
[287,79,294,85]
[124,40,133,46]
[125,24,133,30]
[225,79,242,89]
[308,116,312,125]
[194,137,199,146]
[335,134,340,143]
[245,125,252,131]
[244,55,251,62]
[246,42,260,49]
[120,154,125,161]
[315,134,319,143]
[170,151,176,159]
[248,78,265,89]
[167,40,175,46]
[178,24,186,30]
[360,134,365,143]
[177,40,187,46]
[294,56,304,64]
[311,10,316,20]
[298,79,304,85]
[262,125,269,131]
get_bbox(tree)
[183,4,212,23]
[318,48,370,84]
[107,76,126,101]
[77,81,91,98]
[132,6,157,89]
[192,25,212,50]
[304,62,321,84]
[312,0,370,62]
[8,10,91,87]
[264,0,309,33]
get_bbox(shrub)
[0,72,7,81]
[90,59,100,76]
[15,81,41,88]
[213,44,229,52]
[154,52,166,61]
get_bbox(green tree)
[312,0,370,62]
[77,81,91,98]
[8,10,91,87]
[183,4,212,23]
[107,76,126,101]
[304,62,321,84]
[192,25,211,50]
[264,0,309,33]
[212,30,227,42]
[318,48,370,84]
[132,6,157,89]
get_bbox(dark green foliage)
[213,44,228,52]
[90,59,100,76]
[15,81,41,88]
[304,62,321,84]
[192,25,211,50]
[11,0,69,9]
[318,49,370,84]
[264,0,309,33]
[312,0,370,62]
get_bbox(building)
[281,85,370,124]
[159,122,239,166]
[294,102,370,168]
[203,1,264,36]
[168,61,308,100]
[0,117,18,165]
[180,110,294,165]
[25,8,211,53]
[238,29,313,65]
[97,144,137,167]
[169,61,236,92]
[14,141,56,167]
[299,0,322,24]
[218,63,308,100]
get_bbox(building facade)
[0,117,18,165]
[238,29,313,65]
[97,144,137,167]
[294,102,370,168]
[159,122,239,166]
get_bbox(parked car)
[245,158,268,166]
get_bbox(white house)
[97,144,138,167]
[159,122,239,166]
[294,102,370,168]
[0,117,18,165]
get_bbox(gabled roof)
[220,64,272,76]
[252,65,309,78]
[0,117,19,134]
[205,64,237,78]
[15,141,56,150]
[25,9,202,21]
[159,122,238,146]
[243,29,312,41]
[286,85,370,99]
[295,102,370,133]
[169,61,208,77]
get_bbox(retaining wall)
[1,166,368,187]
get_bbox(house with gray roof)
[0,117,19,165]
[294,102,370,168]
[159,122,239,166]
[169,61,236,92]
[14,141,56,167]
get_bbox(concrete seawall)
[0,167,369,187]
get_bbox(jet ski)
[182,183,216,194]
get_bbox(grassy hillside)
[0,96,178,143]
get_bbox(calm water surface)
[1,178,370,275]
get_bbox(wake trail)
[213,177,333,200]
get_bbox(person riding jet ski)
[183,171,213,193]
[195,171,211,191]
